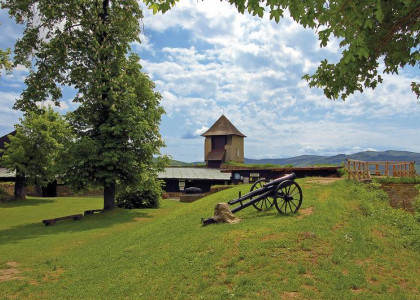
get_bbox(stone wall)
[1,183,102,198]
[0,182,14,196]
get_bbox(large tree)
[145,0,419,100]
[1,106,73,200]
[3,0,165,209]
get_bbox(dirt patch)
[380,183,419,212]
[0,262,22,282]
[297,207,314,219]
[371,229,387,239]
[306,178,342,185]
[301,283,318,292]
[282,291,301,299]
[331,221,346,232]
[355,258,371,266]
[298,232,316,240]
[43,267,65,282]
[351,287,363,293]
[259,233,285,241]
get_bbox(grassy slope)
[0,179,419,299]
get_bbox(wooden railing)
[346,159,417,181]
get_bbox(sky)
[0,1,419,162]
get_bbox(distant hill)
[169,150,420,171]
[245,150,420,170]
[168,159,205,166]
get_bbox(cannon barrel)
[230,190,273,213]
[262,173,296,189]
[228,187,270,205]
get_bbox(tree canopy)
[1,106,73,199]
[0,48,12,77]
[3,0,165,209]
[0,19,12,78]
[144,0,419,100]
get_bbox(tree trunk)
[14,169,26,200]
[103,181,116,210]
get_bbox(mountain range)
[244,150,420,167]
[170,150,420,171]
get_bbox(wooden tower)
[201,115,246,168]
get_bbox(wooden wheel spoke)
[274,180,303,215]
[280,199,286,211]
[263,199,269,209]
[290,190,300,198]
[251,179,272,212]
[290,199,298,209]
[288,201,293,212]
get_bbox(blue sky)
[1,1,419,162]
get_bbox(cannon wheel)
[274,180,302,214]
[250,179,274,211]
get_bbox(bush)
[116,180,163,209]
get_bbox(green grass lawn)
[1,178,419,299]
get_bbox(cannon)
[202,173,303,226]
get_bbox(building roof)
[0,131,16,147]
[0,131,16,160]
[206,149,225,161]
[0,168,15,178]
[201,115,246,137]
[158,167,231,180]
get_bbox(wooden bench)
[42,214,83,226]
[84,209,103,215]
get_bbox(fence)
[346,159,417,181]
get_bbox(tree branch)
[375,4,420,56]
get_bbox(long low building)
[222,165,342,184]
[158,167,231,193]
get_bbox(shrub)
[116,180,163,209]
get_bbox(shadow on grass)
[0,208,153,245]
[246,209,299,219]
[0,198,55,208]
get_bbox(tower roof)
[201,115,246,137]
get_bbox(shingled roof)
[0,131,16,160]
[201,115,246,137]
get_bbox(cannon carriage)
[202,173,303,225]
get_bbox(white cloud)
[1,0,419,160]
[194,126,209,136]
[37,100,69,111]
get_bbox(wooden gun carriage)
[202,173,303,225]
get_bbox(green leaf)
[375,1,384,22]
